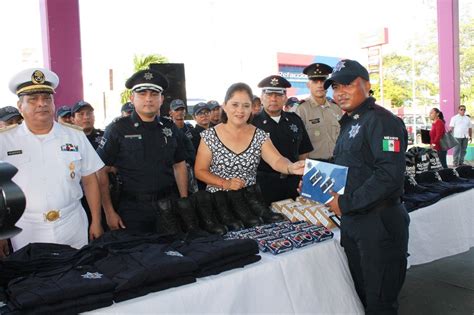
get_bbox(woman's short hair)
[221,82,254,124]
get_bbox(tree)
[120,54,168,104]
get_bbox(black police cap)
[125,69,169,93]
[0,106,22,122]
[56,106,72,118]
[258,75,291,94]
[170,99,186,111]
[72,100,93,114]
[193,102,210,116]
[303,63,333,80]
[286,97,300,107]
[324,59,370,90]
[121,102,134,113]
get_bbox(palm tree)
[120,54,168,104]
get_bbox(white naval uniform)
[0,122,104,251]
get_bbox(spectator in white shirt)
[449,105,472,166]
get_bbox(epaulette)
[0,124,19,133]
[59,121,83,131]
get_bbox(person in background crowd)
[169,98,198,194]
[325,59,409,314]
[252,95,262,115]
[195,82,305,191]
[295,63,342,162]
[190,102,212,190]
[429,107,447,168]
[121,102,134,117]
[284,96,299,112]
[190,102,211,151]
[252,75,313,205]
[96,69,188,233]
[56,105,72,124]
[449,105,472,166]
[0,106,23,128]
[0,68,104,255]
[71,100,107,231]
[207,100,221,126]
[72,100,104,150]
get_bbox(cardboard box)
[270,198,295,213]
[280,201,304,222]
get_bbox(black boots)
[227,190,262,228]
[212,191,244,231]
[174,197,203,234]
[155,198,182,235]
[244,184,285,223]
[192,191,227,235]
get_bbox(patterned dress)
[201,127,270,192]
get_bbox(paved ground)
[399,247,474,315]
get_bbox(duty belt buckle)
[44,210,61,222]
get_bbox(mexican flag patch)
[382,136,400,152]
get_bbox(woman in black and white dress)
[194,82,304,191]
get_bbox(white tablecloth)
[408,188,474,265]
[88,239,364,314]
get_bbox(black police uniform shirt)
[178,123,196,166]
[86,128,104,150]
[333,97,408,215]
[252,110,313,173]
[190,124,207,151]
[97,111,186,194]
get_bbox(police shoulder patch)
[59,122,83,131]
[0,124,19,133]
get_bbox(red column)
[40,0,83,109]
[437,0,459,122]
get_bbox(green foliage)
[120,54,168,104]
[378,17,474,111]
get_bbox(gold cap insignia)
[270,78,279,86]
[31,70,45,85]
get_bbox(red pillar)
[40,0,83,109]
[437,0,459,122]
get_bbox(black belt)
[122,189,172,202]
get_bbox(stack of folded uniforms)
[437,168,474,191]
[168,234,261,277]
[88,230,199,302]
[402,175,443,212]
[415,170,464,197]
[0,243,115,314]
[456,165,474,182]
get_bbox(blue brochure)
[301,159,348,204]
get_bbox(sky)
[1,0,472,126]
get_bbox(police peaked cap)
[125,69,169,93]
[258,75,291,94]
[323,59,370,90]
[303,63,333,80]
[9,68,59,96]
